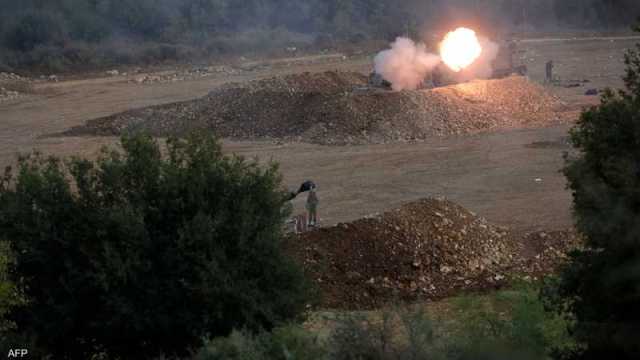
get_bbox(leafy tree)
[0,168,23,335]
[4,12,65,51]
[0,241,23,335]
[106,0,170,39]
[0,134,310,359]
[547,21,640,359]
[2,0,640,72]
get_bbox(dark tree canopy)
[548,22,640,360]
[0,134,310,359]
[1,0,639,72]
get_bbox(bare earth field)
[0,36,637,232]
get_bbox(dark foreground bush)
[0,134,309,359]
[545,22,640,360]
[0,241,24,336]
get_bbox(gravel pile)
[287,198,516,309]
[0,87,21,101]
[516,230,582,279]
[286,198,579,310]
[0,72,29,82]
[0,72,32,101]
[64,71,570,144]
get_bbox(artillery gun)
[370,38,527,89]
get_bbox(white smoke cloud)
[374,37,441,91]
[463,37,500,79]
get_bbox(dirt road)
[0,36,634,231]
[0,55,371,162]
[228,125,572,232]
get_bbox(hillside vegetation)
[1,0,639,72]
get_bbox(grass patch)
[302,284,579,359]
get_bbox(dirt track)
[0,36,634,231]
[231,125,572,231]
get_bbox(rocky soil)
[129,65,241,84]
[287,198,580,310]
[0,72,27,81]
[0,72,32,101]
[62,71,572,144]
[0,87,21,101]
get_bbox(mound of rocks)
[0,72,29,82]
[0,87,21,101]
[0,73,32,102]
[516,230,582,279]
[287,198,580,310]
[287,198,519,309]
[63,71,570,144]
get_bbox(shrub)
[0,241,24,335]
[0,165,28,351]
[327,286,576,360]
[329,306,451,360]
[450,286,578,359]
[193,286,575,360]
[545,23,640,359]
[0,134,310,359]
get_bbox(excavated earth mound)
[63,71,570,145]
[286,198,580,310]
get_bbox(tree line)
[0,0,638,72]
[1,11,640,360]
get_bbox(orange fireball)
[440,27,483,72]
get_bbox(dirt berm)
[286,198,580,310]
[63,71,569,145]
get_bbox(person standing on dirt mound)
[306,185,319,227]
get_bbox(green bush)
[329,306,449,360]
[0,170,28,354]
[0,134,310,359]
[0,241,23,335]
[450,286,578,359]
[545,23,640,359]
[189,286,575,360]
[327,287,576,360]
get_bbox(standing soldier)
[509,40,519,71]
[306,186,319,227]
[545,60,554,84]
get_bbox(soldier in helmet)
[285,180,319,229]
